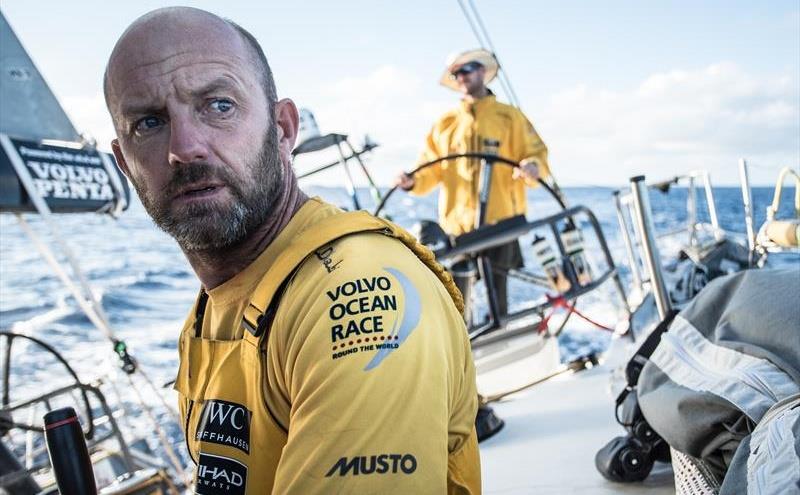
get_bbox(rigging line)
[469,0,520,107]
[458,0,519,108]
[466,0,497,63]
[125,373,192,487]
[457,0,522,108]
[466,0,522,108]
[456,0,488,47]
[456,0,516,104]
[495,64,519,109]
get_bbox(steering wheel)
[373,152,566,217]
[0,331,95,439]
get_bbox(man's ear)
[111,139,131,178]
[274,98,299,163]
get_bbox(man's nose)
[168,116,209,166]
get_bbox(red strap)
[543,294,615,333]
[44,415,78,430]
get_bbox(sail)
[0,10,129,214]
[0,10,80,142]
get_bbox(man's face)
[453,62,486,96]
[106,18,282,252]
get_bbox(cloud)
[58,63,798,188]
[292,65,449,186]
[538,62,799,186]
[61,92,116,152]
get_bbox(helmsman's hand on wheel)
[513,159,540,181]
[394,172,415,191]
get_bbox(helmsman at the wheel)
[395,49,552,316]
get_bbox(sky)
[1,0,798,186]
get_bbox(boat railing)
[293,133,382,211]
[0,330,186,493]
[613,170,722,305]
[1,379,183,494]
[433,205,631,342]
[2,380,138,474]
[739,159,800,263]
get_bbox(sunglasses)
[451,61,483,78]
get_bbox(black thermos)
[43,407,97,494]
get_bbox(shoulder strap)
[241,211,389,341]
[626,309,679,385]
[241,209,465,344]
[614,309,680,421]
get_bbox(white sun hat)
[439,48,499,91]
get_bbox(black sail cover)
[637,269,800,493]
[0,12,130,214]
[0,138,130,214]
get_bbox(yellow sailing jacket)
[411,94,551,235]
[174,198,480,494]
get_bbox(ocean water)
[0,182,797,470]
[1,185,797,379]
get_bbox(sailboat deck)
[481,365,675,494]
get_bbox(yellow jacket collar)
[459,92,496,113]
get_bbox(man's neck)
[463,86,489,103]
[185,167,309,290]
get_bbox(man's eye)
[209,99,234,113]
[134,116,163,132]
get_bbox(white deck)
[480,353,675,493]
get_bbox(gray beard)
[131,123,283,252]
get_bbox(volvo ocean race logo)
[326,268,421,370]
[325,453,418,477]
[196,453,247,495]
[196,400,251,454]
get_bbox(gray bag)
[637,269,800,493]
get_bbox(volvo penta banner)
[0,136,130,214]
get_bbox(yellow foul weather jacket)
[411,94,550,235]
[175,198,480,494]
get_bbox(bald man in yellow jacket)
[105,9,481,493]
[396,49,551,316]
